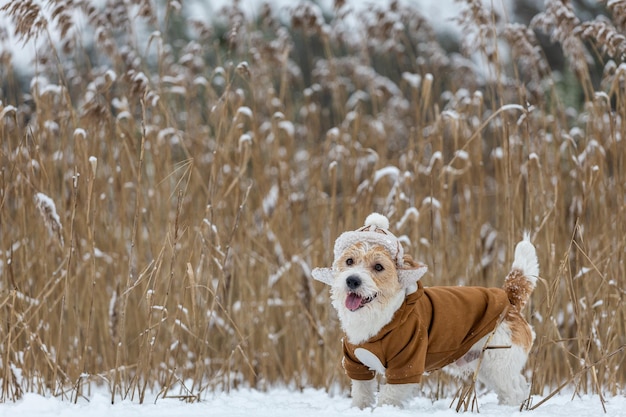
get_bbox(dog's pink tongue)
[345,293,363,311]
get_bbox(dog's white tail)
[503,234,539,312]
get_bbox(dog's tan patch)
[402,254,425,269]
[505,309,534,352]
[503,268,534,312]
[334,242,366,268]
[363,246,398,287]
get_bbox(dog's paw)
[351,396,375,409]
[377,383,418,408]
[350,379,376,409]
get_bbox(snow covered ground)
[0,388,623,417]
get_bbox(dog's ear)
[398,254,427,294]
[311,267,334,285]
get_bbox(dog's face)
[312,237,427,344]
[328,242,411,344]
[331,242,403,314]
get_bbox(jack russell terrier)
[312,213,539,408]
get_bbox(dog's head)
[312,213,427,343]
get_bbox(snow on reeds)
[0,0,624,409]
[33,192,64,247]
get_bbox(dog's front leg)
[350,379,377,409]
[378,383,418,408]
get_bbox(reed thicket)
[0,0,624,406]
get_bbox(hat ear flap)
[398,265,427,285]
[398,263,427,294]
[312,267,334,285]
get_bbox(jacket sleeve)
[342,339,376,381]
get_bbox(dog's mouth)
[345,292,377,311]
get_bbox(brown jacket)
[343,282,510,384]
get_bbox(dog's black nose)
[346,275,361,290]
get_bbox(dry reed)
[0,0,624,409]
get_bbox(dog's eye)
[346,258,354,266]
[373,263,384,272]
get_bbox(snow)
[236,106,254,119]
[455,149,470,160]
[0,388,624,417]
[402,72,422,88]
[0,104,17,118]
[278,120,295,137]
[422,196,442,209]
[373,166,401,184]
[396,207,420,230]
[34,192,62,229]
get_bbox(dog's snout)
[346,275,361,290]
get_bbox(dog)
[312,213,539,409]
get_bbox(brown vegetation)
[0,0,624,406]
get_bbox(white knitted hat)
[333,213,404,266]
[312,213,427,291]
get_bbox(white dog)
[312,213,539,409]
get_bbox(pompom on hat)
[312,213,427,291]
